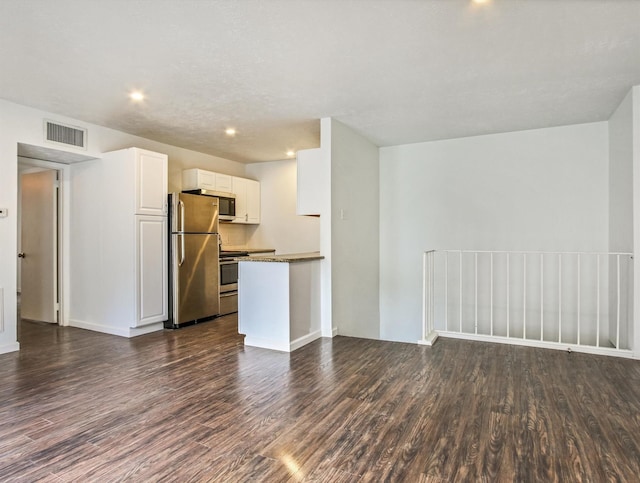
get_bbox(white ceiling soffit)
[17,143,96,165]
[1,1,640,163]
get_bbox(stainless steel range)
[219,250,249,315]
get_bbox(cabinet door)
[182,168,216,190]
[246,179,260,224]
[231,177,260,224]
[136,150,168,216]
[200,170,217,190]
[215,173,233,192]
[136,215,168,327]
[232,176,248,223]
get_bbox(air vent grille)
[44,120,87,149]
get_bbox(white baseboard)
[436,331,635,359]
[321,326,338,338]
[244,330,323,353]
[418,330,439,347]
[290,330,322,351]
[70,319,164,338]
[243,336,290,352]
[128,323,165,337]
[0,342,20,354]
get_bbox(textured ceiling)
[1,0,639,163]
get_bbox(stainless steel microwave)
[182,189,236,221]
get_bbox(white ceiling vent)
[44,120,87,150]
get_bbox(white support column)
[632,86,640,358]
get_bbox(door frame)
[17,157,70,327]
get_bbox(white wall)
[246,159,320,254]
[0,101,27,353]
[0,99,247,353]
[244,159,320,254]
[330,119,380,339]
[380,122,610,343]
[609,90,634,253]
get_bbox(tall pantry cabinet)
[70,148,168,337]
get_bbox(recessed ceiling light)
[472,0,489,4]
[286,150,295,157]
[129,91,145,102]
[225,128,236,136]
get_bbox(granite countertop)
[221,246,276,254]
[236,252,324,263]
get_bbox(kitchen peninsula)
[237,252,323,352]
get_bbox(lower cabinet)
[136,216,168,327]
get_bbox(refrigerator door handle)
[178,199,185,233]
[179,234,185,266]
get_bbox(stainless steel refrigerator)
[166,192,220,328]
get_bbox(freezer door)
[172,192,219,233]
[171,233,220,325]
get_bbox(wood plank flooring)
[1,316,640,481]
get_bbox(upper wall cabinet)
[181,168,261,224]
[182,168,233,193]
[183,168,215,190]
[232,176,260,224]
[102,147,168,216]
[215,173,233,192]
[296,148,323,216]
[136,149,169,216]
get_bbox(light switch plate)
[0,208,7,217]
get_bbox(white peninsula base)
[238,253,323,352]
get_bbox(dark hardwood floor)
[1,316,640,482]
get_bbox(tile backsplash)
[219,223,247,247]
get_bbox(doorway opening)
[15,143,95,342]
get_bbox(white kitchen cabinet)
[215,173,233,192]
[70,147,168,337]
[246,179,260,223]
[183,168,216,190]
[136,150,168,215]
[183,168,234,193]
[296,148,323,216]
[232,176,260,224]
[136,215,168,327]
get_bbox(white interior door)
[20,169,58,323]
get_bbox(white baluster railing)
[420,250,634,358]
